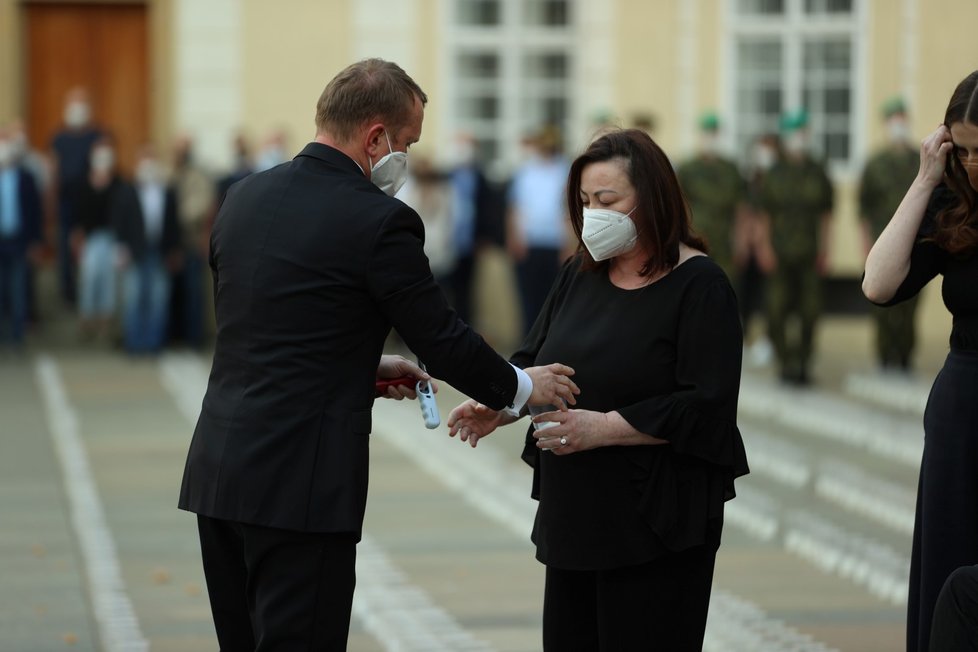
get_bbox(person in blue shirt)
[506,125,571,336]
[0,126,43,349]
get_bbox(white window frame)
[438,0,577,177]
[721,0,868,179]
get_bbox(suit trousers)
[196,515,358,652]
[542,542,717,651]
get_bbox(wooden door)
[25,2,149,174]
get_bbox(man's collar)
[296,142,366,177]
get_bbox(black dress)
[510,254,748,647]
[876,185,978,652]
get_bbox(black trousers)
[908,350,978,652]
[542,543,717,651]
[930,565,978,651]
[197,515,358,652]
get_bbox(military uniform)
[677,155,746,279]
[758,155,833,383]
[860,145,920,369]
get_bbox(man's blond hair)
[315,59,427,143]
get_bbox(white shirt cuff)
[503,364,532,417]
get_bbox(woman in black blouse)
[447,129,749,651]
[863,70,978,652]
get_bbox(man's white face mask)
[65,100,91,129]
[90,146,115,173]
[369,130,408,197]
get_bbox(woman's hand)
[447,399,505,447]
[525,363,580,409]
[532,409,668,455]
[918,124,955,189]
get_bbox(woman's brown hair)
[567,128,706,276]
[934,70,978,254]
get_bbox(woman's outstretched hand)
[447,399,505,448]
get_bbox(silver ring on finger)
[559,436,568,446]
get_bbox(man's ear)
[363,123,386,159]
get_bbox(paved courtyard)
[0,298,951,651]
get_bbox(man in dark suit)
[178,58,578,651]
[112,144,183,354]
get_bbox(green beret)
[779,109,809,133]
[882,96,907,118]
[698,111,720,131]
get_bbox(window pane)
[524,0,570,26]
[804,40,850,72]
[737,0,785,14]
[824,132,849,160]
[456,0,500,25]
[761,87,782,113]
[459,95,499,120]
[524,52,568,79]
[458,52,499,79]
[825,87,850,114]
[805,0,853,13]
[735,38,784,162]
[736,40,783,114]
[520,96,568,131]
[542,97,567,124]
[739,40,783,76]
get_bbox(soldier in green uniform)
[758,110,833,385]
[677,111,747,279]
[859,97,920,371]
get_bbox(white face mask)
[581,206,638,261]
[753,145,776,172]
[10,132,26,159]
[369,130,408,197]
[700,133,720,156]
[91,146,114,172]
[887,118,910,144]
[136,159,163,185]
[0,141,13,167]
[65,101,91,128]
[784,130,807,155]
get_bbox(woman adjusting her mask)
[447,128,749,651]
[863,70,978,652]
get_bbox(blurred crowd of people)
[401,99,921,387]
[0,86,922,382]
[675,99,920,386]
[0,87,290,355]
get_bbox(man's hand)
[376,355,434,400]
[447,399,504,448]
[525,363,579,409]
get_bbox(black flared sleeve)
[616,274,748,477]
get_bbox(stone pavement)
[0,291,954,650]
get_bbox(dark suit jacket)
[178,142,519,535]
[0,167,42,254]
[111,182,181,261]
